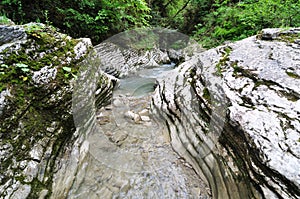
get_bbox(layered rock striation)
[0,22,102,198]
[1,22,299,199]
[152,28,300,199]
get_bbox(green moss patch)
[0,23,80,93]
[215,46,232,76]
[0,23,89,198]
[286,71,300,79]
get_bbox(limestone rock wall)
[0,22,112,198]
[1,22,299,199]
[152,28,300,199]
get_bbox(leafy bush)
[0,15,12,25]
[1,0,151,44]
[57,0,151,42]
[193,0,300,48]
[1,0,299,47]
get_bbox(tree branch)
[172,0,191,19]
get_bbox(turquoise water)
[115,63,175,97]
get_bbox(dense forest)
[1,0,300,48]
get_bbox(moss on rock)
[0,22,92,198]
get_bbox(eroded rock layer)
[152,28,300,199]
[0,23,104,198]
[1,23,299,199]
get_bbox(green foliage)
[16,63,30,72]
[193,0,300,48]
[1,0,151,44]
[1,0,300,48]
[0,0,24,22]
[149,0,193,29]
[0,24,81,92]
[23,23,45,34]
[0,62,31,92]
[62,66,77,79]
[0,15,12,25]
[126,28,159,50]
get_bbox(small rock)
[139,109,149,116]
[124,110,135,119]
[74,38,92,60]
[113,99,123,107]
[133,114,141,123]
[97,115,110,125]
[39,189,49,199]
[105,105,112,110]
[124,110,141,123]
[142,122,152,127]
[112,132,128,145]
[140,115,151,122]
[32,66,57,85]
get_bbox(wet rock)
[168,48,184,63]
[69,72,211,198]
[94,29,202,79]
[144,57,160,68]
[95,42,171,77]
[153,28,300,199]
[3,22,298,199]
[113,98,123,107]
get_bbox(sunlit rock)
[153,28,300,199]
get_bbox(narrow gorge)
[0,22,299,199]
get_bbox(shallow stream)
[115,63,175,97]
[69,64,211,198]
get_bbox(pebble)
[124,111,141,123]
[139,109,149,116]
[143,121,152,126]
[124,111,136,119]
[113,99,123,107]
[105,105,113,110]
[140,115,151,122]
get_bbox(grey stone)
[0,25,27,46]
[10,184,31,199]
[260,27,300,41]
[32,66,57,85]
[153,28,300,198]
[2,24,299,199]
[74,38,92,60]
[0,89,11,116]
[0,22,101,199]
[140,115,151,122]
